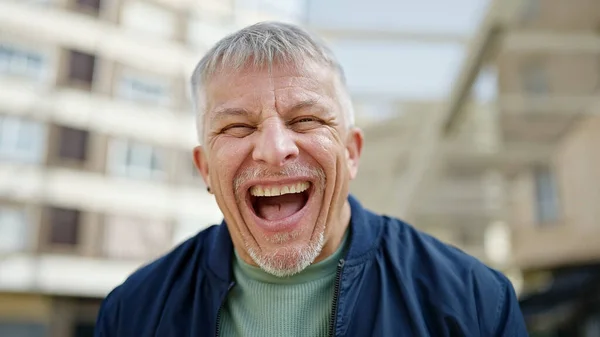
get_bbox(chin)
[247,231,325,277]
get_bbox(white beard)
[246,231,325,277]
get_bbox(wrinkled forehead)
[204,61,340,111]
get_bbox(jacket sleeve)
[474,266,529,337]
[94,287,122,337]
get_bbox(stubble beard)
[247,229,325,277]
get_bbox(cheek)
[301,132,344,169]
[212,140,251,182]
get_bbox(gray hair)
[189,21,355,145]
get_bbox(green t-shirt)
[219,230,349,337]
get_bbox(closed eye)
[223,123,252,130]
[221,124,255,137]
[296,117,318,123]
[292,116,322,124]
[289,116,324,131]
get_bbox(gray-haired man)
[94,21,528,337]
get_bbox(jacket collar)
[345,194,382,262]
[207,194,381,281]
[208,219,235,282]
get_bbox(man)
[94,22,528,336]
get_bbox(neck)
[313,199,351,264]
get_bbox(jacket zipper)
[328,258,345,337]
[215,282,235,337]
[215,309,222,337]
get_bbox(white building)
[0,0,304,335]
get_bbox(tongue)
[255,193,305,221]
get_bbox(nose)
[252,118,299,167]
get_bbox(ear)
[192,146,211,189]
[345,127,363,180]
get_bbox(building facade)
[499,0,600,334]
[427,0,600,334]
[0,0,304,336]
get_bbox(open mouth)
[248,182,311,221]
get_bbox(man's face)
[193,62,363,276]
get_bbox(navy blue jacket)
[94,195,528,336]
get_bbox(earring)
[207,186,212,193]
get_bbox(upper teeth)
[250,182,310,197]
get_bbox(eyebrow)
[284,99,324,114]
[210,107,252,124]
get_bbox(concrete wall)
[555,116,600,229]
[517,0,600,30]
[510,116,600,269]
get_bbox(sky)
[305,0,496,102]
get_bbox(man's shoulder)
[375,214,524,334]
[94,224,226,335]
[98,224,221,314]
[356,203,500,283]
[378,214,503,282]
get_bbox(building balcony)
[512,222,600,271]
[508,114,600,271]
[0,78,198,150]
[0,253,145,298]
[0,1,198,77]
[0,164,221,220]
[0,164,220,297]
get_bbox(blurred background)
[0,0,599,336]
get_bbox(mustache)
[234,164,326,195]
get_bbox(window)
[0,43,47,80]
[117,74,171,106]
[108,140,167,180]
[0,115,45,163]
[0,206,29,253]
[68,50,96,87]
[521,61,549,94]
[534,166,560,224]
[58,126,89,161]
[103,215,172,259]
[75,0,102,14]
[48,207,80,245]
